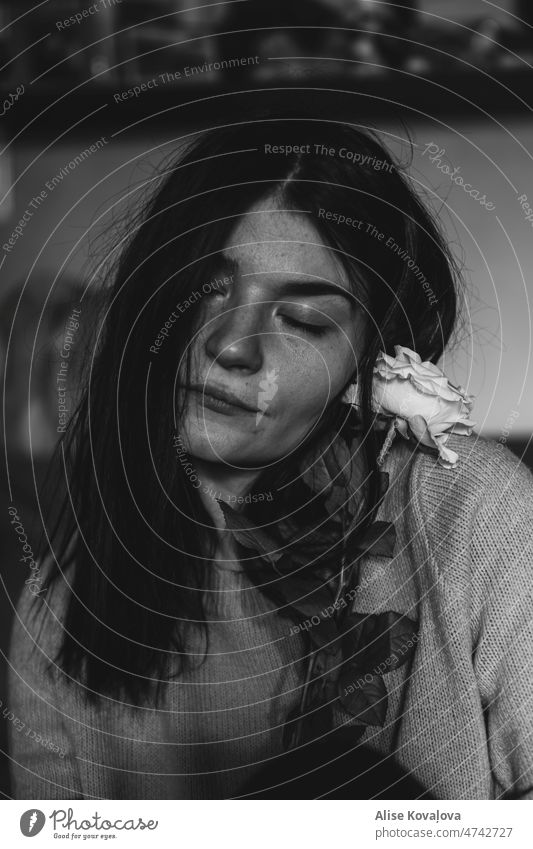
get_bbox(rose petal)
[432,435,460,469]
[393,346,422,365]
[406,414,435,447]
[447,420,476,434]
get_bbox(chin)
[181,425,261,465]
[193,443,274,468]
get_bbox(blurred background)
[1,0,532,797]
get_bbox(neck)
[192,458,263,531]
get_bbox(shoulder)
[416,431,532,497]
[385,433,533,621]
[382,433,533,654]
[387,431,533,541]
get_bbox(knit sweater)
[7,434,533,800]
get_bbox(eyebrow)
[219,255,240,277]
[276,280,355,302]
[219,255,355,303]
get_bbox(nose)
[204,303,264,374]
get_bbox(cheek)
[273,341,353,421]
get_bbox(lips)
[187,383,259,413]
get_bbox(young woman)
[8,106,533,800]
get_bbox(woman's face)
[178,194,366,468]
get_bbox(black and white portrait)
[1,0,533,814]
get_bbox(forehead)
[223,198,350,290]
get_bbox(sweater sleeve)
[7,575,84,799]
[468,443,533,799]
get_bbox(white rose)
[371,346,475,469]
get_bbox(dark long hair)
[35,107,460,706]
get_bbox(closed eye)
[280,315,329,337]
[204,285,227,299]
